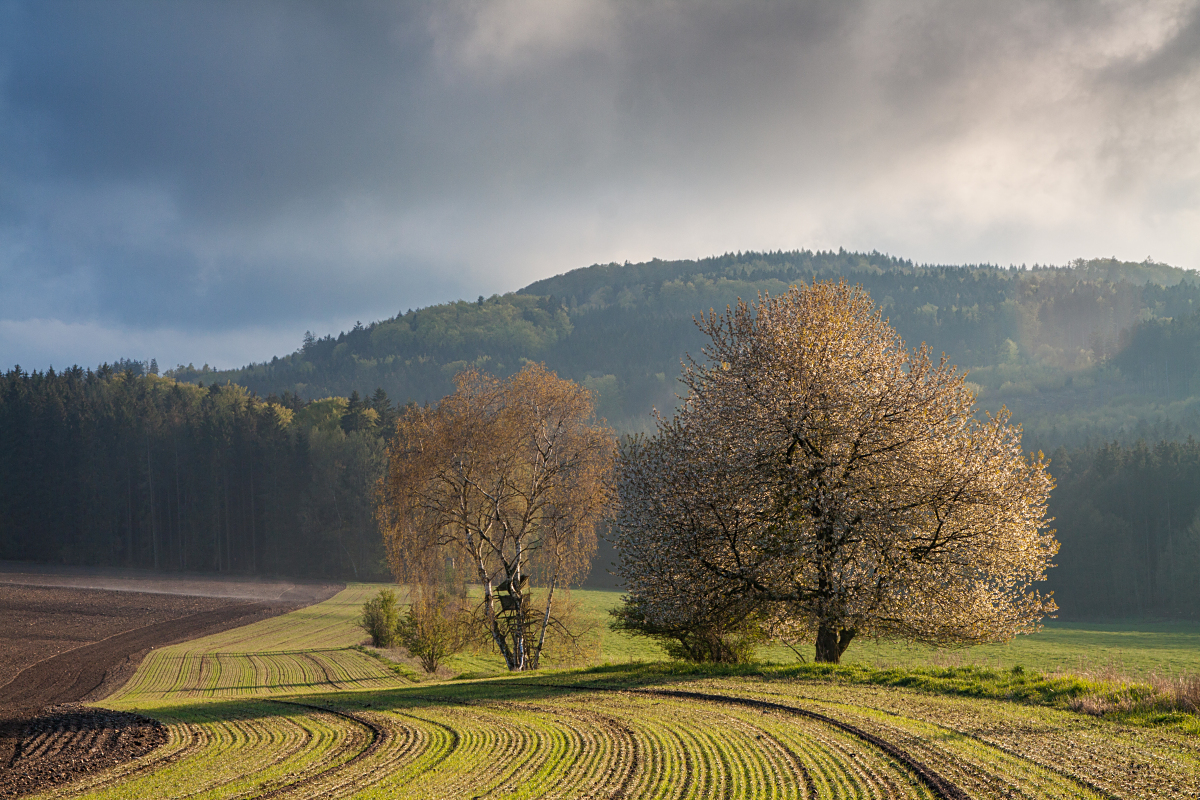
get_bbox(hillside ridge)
[169,250,1200,446]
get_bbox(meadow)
[42,584,1200,799]
[424,588,1200,681]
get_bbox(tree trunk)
[249,467,257,574]
[512,542,526,671]
[483,577,518,670]
[468,538,518,670]
[532,573,557,670]
[175,443,184,570]
[224,470,232,572]
[126,467,134,566]
[814,623,856,663]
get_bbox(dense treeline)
[172,251,1200,443]
[0,365,393,579]
[1049,440,1200,619]
[1113,312,1200,401]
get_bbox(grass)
[38,582,1200,799]
[827,620,1200,679]
[453,588,1200,684]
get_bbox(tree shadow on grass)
[135,661,747,723]
[136,658,1111,726]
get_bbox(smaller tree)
[610,431,796,663]
[395,585,473,673]
[610,593,764,664]
[358,588,400,648]
[379,363,616,671]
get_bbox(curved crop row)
[67,585,1197,799]
[41,702,373,800]
[59,676,1197,799]
[111,648,400,704]
[357,689,952,799]
[709,678,1200,799]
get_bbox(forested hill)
[172,250,1200,448]
[8,249,1200,618]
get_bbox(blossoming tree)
[613,281,1058,663]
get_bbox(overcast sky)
[2,0,1198,371]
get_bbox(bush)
[395,588,472,673]
[661,627,761,664]
[609,597,763,664]
[358,588,400,647]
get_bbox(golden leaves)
[378,362,617,670]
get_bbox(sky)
[2,0,1199,371]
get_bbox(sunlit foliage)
[614,281,1059,663]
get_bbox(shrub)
[395,587,472,673]
[358,588,400,647]
[609,597,763,664]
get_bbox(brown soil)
[0,706,167,799]
[0,571,342,798]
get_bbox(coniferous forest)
[0,366,393,580]
[7,250,1200,618]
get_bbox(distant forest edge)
[0,373,392,581]
[6,250,1200,619]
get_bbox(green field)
[452,588,1200,681]
[835,620,1200,679]
[43,584,1200,799]
[109,584,405,705]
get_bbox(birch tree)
[379,363,615,671]
[613,281,1058,663]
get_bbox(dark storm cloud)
[3,3,421,214]
[1,0,1198,369]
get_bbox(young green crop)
[46,584,1200,800]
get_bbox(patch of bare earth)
[0,706,166,799]
[0,571,341,798]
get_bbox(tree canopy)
[9,253,1200,623]
[613,282,1059,663]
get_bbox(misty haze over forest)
[173,251,1200,451]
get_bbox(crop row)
[109,584,408,705]
[55,682,1135,799]
[182,584,388,654]
[75,583,1198,798]
[701,678,1200,800]
[46,701,379,800]
[110,647,402,703]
